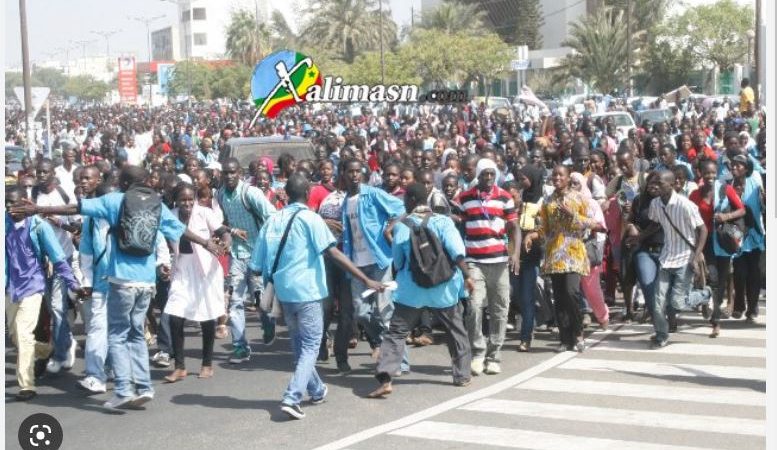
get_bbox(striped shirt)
[455,185,517,264]
[648,192,704,269]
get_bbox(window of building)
[182,10,190,21]
[194,33,208,46]
[193,8,207,20]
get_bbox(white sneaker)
[484,361,501,375]
[151,351,171,367]
[103,394,136,411]
[470,358,484,376]
[46,359,63,374]
[64,338,78,369]
[128,391,154,408]
[77,376,107,394]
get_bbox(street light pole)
[378,0,385,85]
[130,15,165,63]
[625,0,632,97]
[19,0,33,155]
[91,30,121,63]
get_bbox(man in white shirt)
[632,171,710,349]
[34,158,80,373]
[54,148,79,200]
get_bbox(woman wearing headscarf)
[570,172,609,330]
[730,155,765,323]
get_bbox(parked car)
[5,145,26,185]
[591,111,636,141]
[635,108,674,127]
[218,136,315,173]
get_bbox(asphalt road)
[5,301,766,450]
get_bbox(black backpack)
[401,214,454,288]
[115,185,162,256]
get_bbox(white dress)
[164,204,225,322]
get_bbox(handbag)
[519,201,541,231]
[714,184,744,255]
[259,209,303,318]
[660,207,706,288]
[584,234,603,266]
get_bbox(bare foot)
[198,366,214,379]
[367,382,392,398]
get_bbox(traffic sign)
[14,86,50,118]
[511,60,530,71]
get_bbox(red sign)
[118,56,138,105]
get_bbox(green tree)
[5,71,24,98]
[637,38,694,94]
[270,10,300,49]
[225,8,272,66]
[401,29,511,89]
[31,67,68,96]
[300,0,398,63]
[167,61,213,100]
[62,75,110,102]
[418,0,487,35]
[347,51,421,86]
[605,0,671,35]
[662,0,753,71]
[555,7,635,94]
[210,65,252,99]
[512,0,544,49]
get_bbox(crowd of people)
[4,78,766,419]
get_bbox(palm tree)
[270,10,300,49]
[554,7,638,94]
[418,0,487,35]
[225,9,272,66]
[300,0,398,63]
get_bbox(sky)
[3,0,419,69]
[3,0,752,69]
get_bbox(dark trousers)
[376,302,471,384]
[704,240,732,326]
[551,273,583,347]
[169,315,215,370]
[733,249,762,318]
[323,257,354,364]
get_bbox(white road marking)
[390,421,715,450]
[517,377,765,406]
[460,398,765,436]
[558,358,766,381]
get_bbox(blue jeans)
[107,283,154,398]
[47,268,74,363]
[281,301,326,406]
[653,265,709,342]
[227,256,261,350]
[513,262,540,343]
[634,250,660,315]
[82,292,110,382]
[350,264,393,348]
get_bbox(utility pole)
[71,39,94,73]
[379,0,385,85]
[754,0,761,106]
[91,29,121,65]
[625,0,632,97]
[130,15,165,63]
[19,0,33,155]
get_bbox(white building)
[167,0,271,61]
[35,57,118,83]
[152,26,181,61]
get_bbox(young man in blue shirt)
[340,159,405,368]
[5,186,84,401]
[250,173,383,420]
[368,183,474,398]
[13,166,222,411]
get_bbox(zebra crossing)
[319,304,766,450]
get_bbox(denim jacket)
[341,184,405,270]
